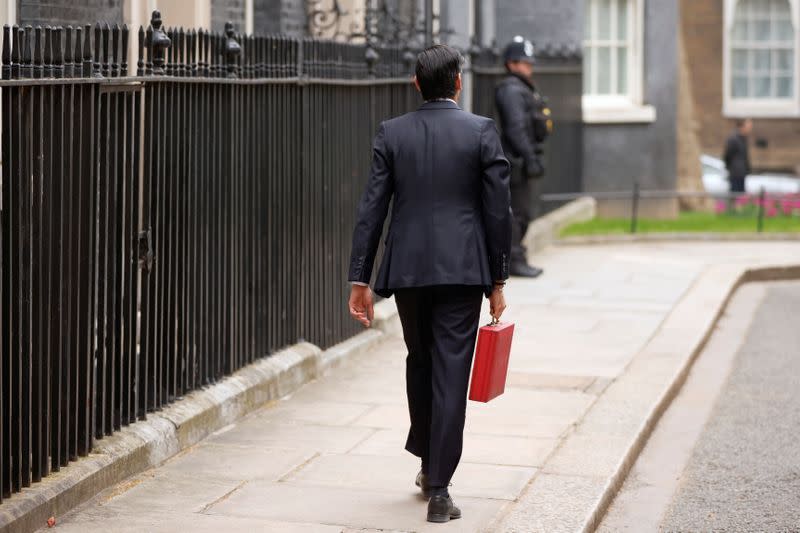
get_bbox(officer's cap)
[503,36,535,64]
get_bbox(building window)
[582,0,655,123]
[724,0,799,116]
[583,0,633,97]
[730,0,795,99]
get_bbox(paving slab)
[284,453,535,501]
[155,442,315,482]
[350,428,557,468]
[203,482,508,533]
[203,418,376,454]
[43,242,800,533]
[46,511,338,533]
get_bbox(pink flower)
[766,206,778,217]
[735,195,750,207]
[715,200,727,214]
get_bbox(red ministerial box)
[469,321,515,403]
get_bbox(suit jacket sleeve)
[348,122,393,284]
[480,119,512,281]
[495,83,539,171]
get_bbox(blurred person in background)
[724,118,752,197]
[495,36,552,278]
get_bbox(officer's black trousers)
[729,176,746,193]
[394,285,484,488]
[510,169,541,264]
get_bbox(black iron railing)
[0,11,419,502]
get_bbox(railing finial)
[2,25,10,80]
[149,10,170,75]
[224,21,241,78]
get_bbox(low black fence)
[0,12,418,501]
[471,44,584,214]
[542,188,800,234]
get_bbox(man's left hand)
[349,284,375,328]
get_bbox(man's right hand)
[349,284,374,328]
[489,285,507,321]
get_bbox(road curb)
[557,232,800,246]
[0,300,399,533]
[578,264,800,533]
[496,262,800,533]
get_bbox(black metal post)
[630,180,640,234]
[757,187,765,233]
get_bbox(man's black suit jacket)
[348,100,512,298]
[723,132,751,181]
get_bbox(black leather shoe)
[415,470,430,498]
[510,261,543,278]
[426,494,462,523]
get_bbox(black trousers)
[510,166,541,264]
[394,285,484,488]
[729,176,746,193]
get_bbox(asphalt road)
[660,282,800,531]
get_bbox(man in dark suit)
[724,118,752,195]
[347,45,512,523]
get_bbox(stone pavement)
[44,242,800,533]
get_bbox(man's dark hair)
[415,45,464,101]
[736,118,751,129]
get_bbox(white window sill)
[582,102,657,124]
[723,99,799,119]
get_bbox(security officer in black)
[495,36,552,278]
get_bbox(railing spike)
[11,25,20,80]
[92,23,101,77]
[53,26,63,79]
[67,26,76,78]
[121,24,129,76]
[83,24,93,77]
[112,23,120,77]
[23,25,33,78]
[2,25,10,80]
[177,27,185,77]
[43,25,52,78]
[188,30,196,77]
[137,25,144,76]
[33,26,43,79]
[145,25,152,75]
[101,22,110,77]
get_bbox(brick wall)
[681,0,800,173]
[19,0,123,28]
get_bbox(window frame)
[582,0,655,124]
[723,0,800,117]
